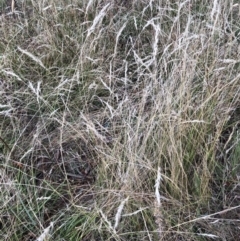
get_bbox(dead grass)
[0,0,240,240]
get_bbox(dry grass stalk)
[154,167,164,240]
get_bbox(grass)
[0,0,240,240]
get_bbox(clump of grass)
[0,0,240,240]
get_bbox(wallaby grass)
[0,0,240,240]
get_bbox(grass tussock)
[0,0,240,240]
